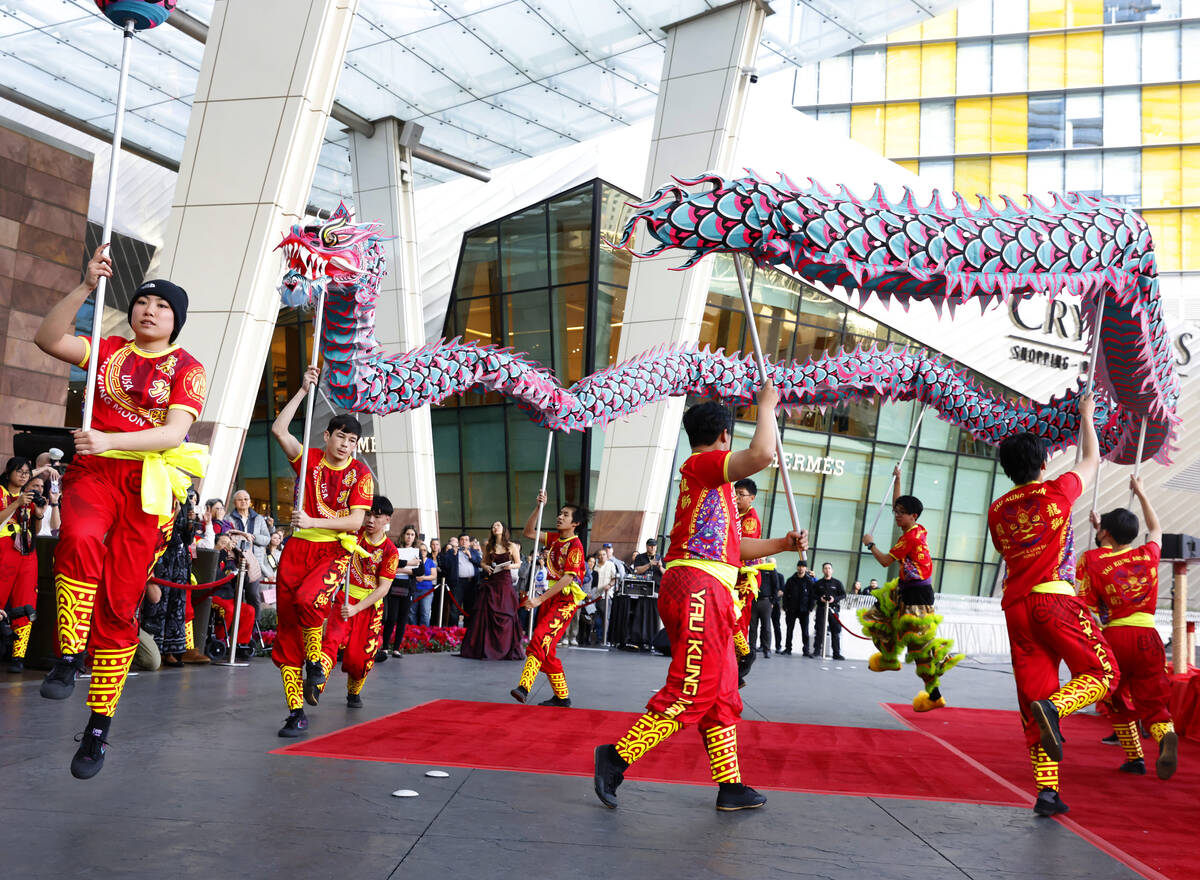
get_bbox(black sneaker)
[1030,700,1064,762]
[374,650,388,663]
[304,660,326,706]
[781,648,792,655]
[278,708,308,738]
[538,696,572,707]
[7,658,23,673]
[70,714,111,780]
[716,782,767,811]
[510,685,529,704]
[1032,788,1069,816]
[593,744,627,809]
[346,693,363,709]
[1119,758,1146,774]
[1100,732,1119,745]
[802,651,813,658]
[41,654,82,700]
[832,654,846,661]
[737,649,755,684]
[1157,731,1178,781]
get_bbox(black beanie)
[128,279,188,343]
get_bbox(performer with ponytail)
[1,457,46,672]
[308,495,397,715]
[593,384,807,812]
[270,365,373,737]
[860,464,962,711]
[1076,476,1178,780]
[511,494,587,707]
[987,392,1117,816]
[34,244,207,779]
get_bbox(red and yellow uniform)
[891,525,933,584]
[0,488,40,660]
[734,507,761,642]
[613,449,747,785]
[988,472,1117,792]
[320,532,398,696]
[54,335,206,715]
[1077,540,1175,763]
[515,533,586,700]
[272,448,372,710]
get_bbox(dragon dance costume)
[988,472,1117,808]
[513,532,586,704]
[859,523,962,711]
[318,530,397,705]
[47,334,206,720]
[1077,540,1178,779]
[732,507,761,662]
[0,488,39,665]
[271,448,372,712]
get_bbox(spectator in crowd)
[765,559,784,650]
[438,536,460,623]
[262,529,284,583]
[867,578,880,594]
[211,533,258,660]
[228,489,269,609]
[588,546,617,646]
[197,498,233,549]
[602,542,626,583]
[852,580,863,595]
[25,474,61,537]
[450,534,479,621]
[632,538,665,584]
[783,561,815,656]
[461,522,524,660]
[132,580,163,672]
[1,457,45,672]
[410,541,436,626]
[748,567,773,658]
[142,496,195,667]
[382,524,420,658]
[565,552,597,647]
[812,561,847,660]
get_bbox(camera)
[29,491,46,507]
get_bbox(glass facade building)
[437,181,1020,596]
[792,0,1200,300]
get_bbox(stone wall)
[0,118,92,458]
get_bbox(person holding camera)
[1,457,47,672]
[211,533,259,660]
[143,494,195,666]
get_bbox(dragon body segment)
[277,177,1179,463]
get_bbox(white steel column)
[155,0,359,499]
[348,118,439,539]
[593,0,770,556]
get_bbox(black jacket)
[812,576,845,611]
[761,569,785,608]
[784,572,815,614]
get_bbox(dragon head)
[276,203,386,308]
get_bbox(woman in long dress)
[460,521,525,660]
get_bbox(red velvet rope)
[151,571,237,591]
[829,610,872,641]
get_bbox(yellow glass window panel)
[955,158,991,201]
[885,103,920,157]
[1028,35,1065,90]
[920,42,956,98]
[886,45,922,101]
[990,156,1027,203]
[1142,209,1181,271]
[1142,147,1181,207]
[955,98,991,153]
[850,104,886,154]
[1067,0,1103,27]
[1065,31,1102,88]
[889,22,923,43]
[1183,147,1200,204]
[921,12,957,40]
[894,159,919,174]
[991,95,1028,151]
[1029,1,1066,30]
[1183,209,1200,271]
[1183,85,1200,142]
[1142,85,1181,144]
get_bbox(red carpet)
[893,703,1197,880]
[274,698,1023,805]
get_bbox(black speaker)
[1161,533,1200,561]
[11,424,75,463]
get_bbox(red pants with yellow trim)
[1102,624,1171,727]
[321,596,383,682]
[211,596,256,646]
[1005,592,1117,749]
[0,534,37,626]
[527,591,578,675]
[646,566,742,728]
[270,537,350,669]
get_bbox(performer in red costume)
[510,494,587,707]
[1076,475,1178,780]
[35,244,207,779]
[270,365,372,737]
[594,383,807,812]
[311,495,398,713]
[987,392,1117,816]
[0,457,46,673]
[732,478,762,683]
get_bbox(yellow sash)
[292,527,370,558]
[1105,612,1156,629]
[1030,580,1075,596]
[98,442,209,517]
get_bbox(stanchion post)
[437,579,444,627]
[1173,562,1189,672]
[821,603,829,660]
[216,557,249,668]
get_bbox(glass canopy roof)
[0,0,957,209]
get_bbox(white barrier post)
[215,556,249,668]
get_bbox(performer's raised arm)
[1130,476,1162,547]
[1069,391,1099,489]
[272,365,318,462]
[35,244,108,366]
[726,381,779,482]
